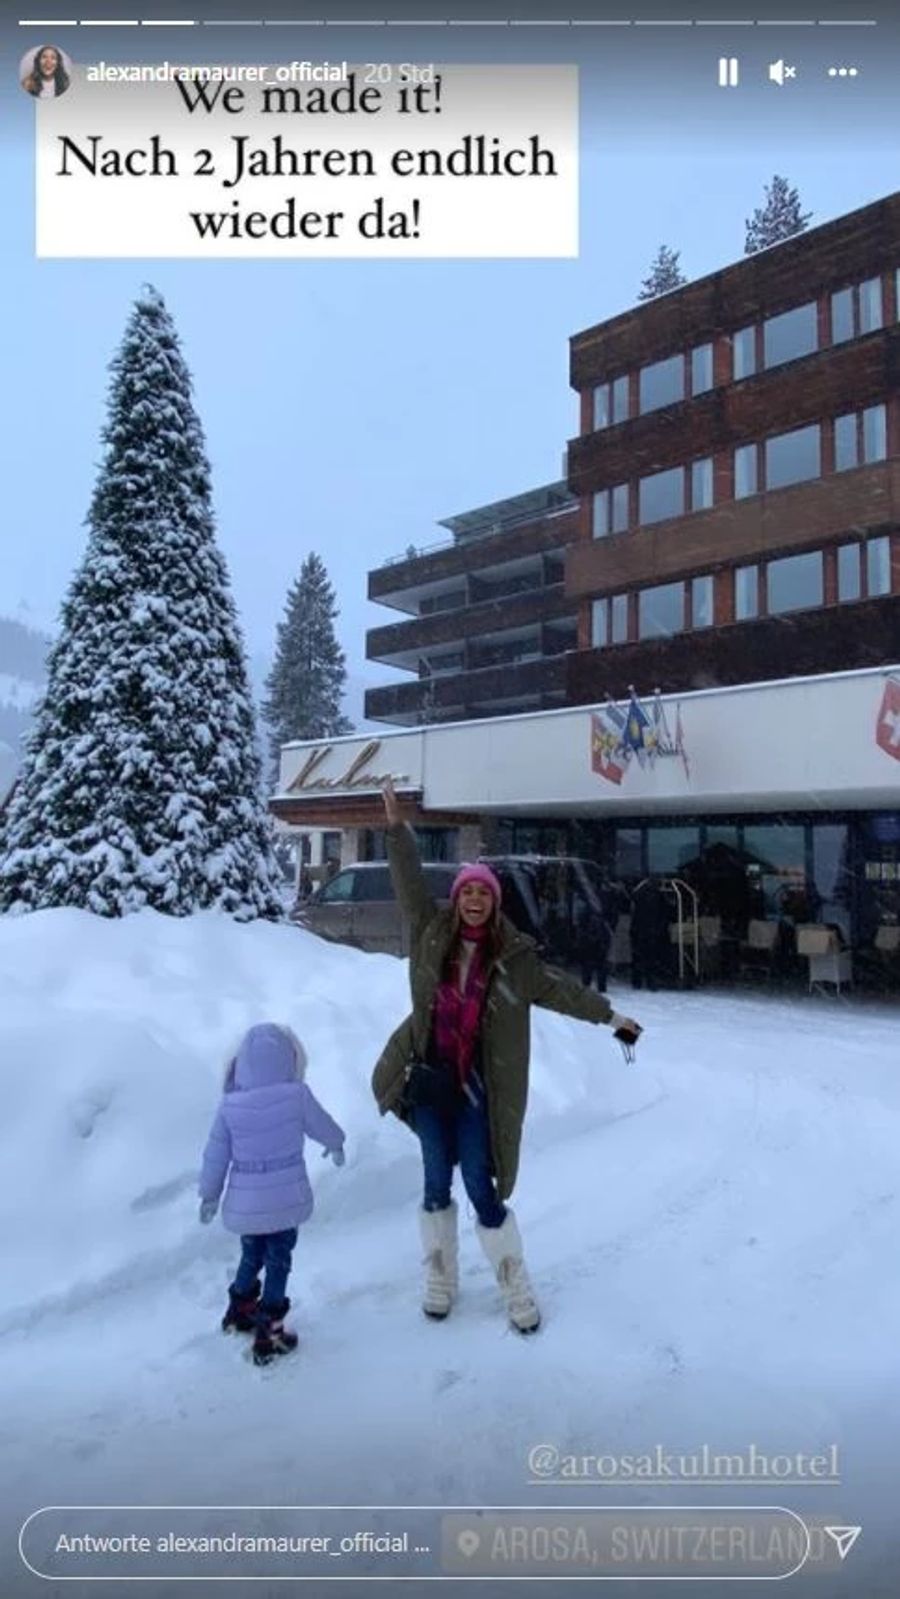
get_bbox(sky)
[3,4,899,722]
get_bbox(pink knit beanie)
[451,862,502,906]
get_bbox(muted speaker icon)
[768,59,797,85]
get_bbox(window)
[831,287,854,345]
[639,354,684,415]
[837,543,861,602]
[691,457,714,510]
[353,867,394,902]
[835,412,859,472]
[832,277,884,343]
[733,325,756,380]
[592,377,629,429]
[591,599,608,647]
[611,594,629,643]
[763,302,818,369]
[611,482,629,532]
[867,536,891,596]
[593,385,610,430]
[648,826,701,875]
[592,491,609,538]
[638,581,685,639]
[615,827,643,882]
[835,405,886,470]
[860,277,884,333]
[735,565,758,620]
[691,343,713,395]
[691,574,714,629]
[639,465,684,525]
[735,443,758,499]
[765,424,820,490]
[767,550,824,615]
[592,483,629,537]
[864,404,887,462]
[318,872,354,903]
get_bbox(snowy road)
[1,909,898,1597]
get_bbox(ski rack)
[633,875,700,985]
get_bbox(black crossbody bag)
[403,1055,460,1116]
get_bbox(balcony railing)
[378,501,576,567]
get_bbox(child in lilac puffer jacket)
[198,1022,345,1366]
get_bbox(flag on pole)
[675,703,690,781]
[591,705,627,785]
[624,687,653,767]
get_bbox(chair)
[740,918,780,980]
[796,925,852,995]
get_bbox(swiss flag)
[876,677,900,762]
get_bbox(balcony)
[566,458,900,599]
[566,593,900,704]
[369,503,578,614]
[365,654,569,727]
[367,586,578,670]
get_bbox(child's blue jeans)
[232,1228,298,1307]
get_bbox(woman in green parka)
[372,779,642,1334]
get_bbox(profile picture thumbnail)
[20,43,72,99]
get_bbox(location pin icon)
[457,1529,481,1558]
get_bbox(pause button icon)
[718,57,740,87]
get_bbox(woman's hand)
[610,1012,642,1044]
[382,776,401,828]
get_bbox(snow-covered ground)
[1,908,898,1598]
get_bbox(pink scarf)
[432,925,490,1087]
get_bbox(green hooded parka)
[371,825,616,1199]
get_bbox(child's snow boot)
[222,1281,260,1334]
[252,1299,299,1366]
[475,1209,541,1334]
[418,1201,458,1320]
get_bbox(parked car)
[295,853,622,966]
[293,861,459,955]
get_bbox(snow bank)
[0,907,654,1314]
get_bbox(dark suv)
[482,856,616,967]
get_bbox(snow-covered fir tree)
[744,175,812,255]
[637,245,687,301]
[263,553,353,787]
[0,286,283,920]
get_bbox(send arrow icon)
[824,1526,862,1561]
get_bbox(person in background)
[372,779,642,1335]
[572,881,613,991]
[198,1022,345,1366]
[630,877,673,991]
[22,44,70,97]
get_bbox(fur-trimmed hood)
[224,1023,307,1092]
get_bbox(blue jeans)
[232,1228,298,1308]
[413,1072,506,1229]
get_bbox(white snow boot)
[476,1209,541,1334]
[418,1202,459,1320]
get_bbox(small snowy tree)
[263,553,353,788]
[744,175,811,254]
[0,285,283,920]
[637,246,686,301]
